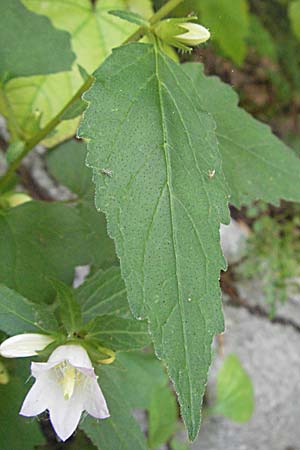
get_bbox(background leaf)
[175,0,250,65]
[184,63,300,207]
[86,315,150,351]
[0,0,74,82]
[210,354,254,422]
[0,285,58,335]
[0,0,153,146]
[0,374,45,450]
[148,384,178,449]
[51,279,82,334]
[47,139,117,268]
[289,0,300,40]
[80,364,147,450]
[0,202,102,303]
[109,351,167,409]
[76,267,131,321]
[79,42,230,440]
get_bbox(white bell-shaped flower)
[20,344,109,441]
[0,333,54,358]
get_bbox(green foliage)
[238,203,300,316]
[0,0,153,147]
[148,384,178,448]
[184,63,300,207]
[175,0,250,64]
[0,375,45,450]
[0,0,74,82]
[247,15,278,61]
[80,365,148,450]
[289,0,300,39]
[197,0,250,65]
[47,139,117,269]
[79,42,230,440]
[0,202,99,303]
[110,351,167,409]
[76,267,130,320]
[210,354,254,422]
[86,315,150,351]
[51,280,82,334]
[0,285,58,335]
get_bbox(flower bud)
[0,333,55,358]
[153,18,210,52]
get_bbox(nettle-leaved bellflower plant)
[153,17,211,52]
[0,335,109,441]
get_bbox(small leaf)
[76,267,131,321]
[109,10,148,26]
[0,285,58,335]
[80,365,147,450]
[6,140,25,164]
[211,354,254,422]
[184,63,300,207]
[0,0,74,81]
[51,279,82,334]
[79,43,229,440]
[148,385,178,449]
[289,0,300,40]
[0,374,45,449]
[86,315,150,351]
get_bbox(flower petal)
[83,378,110,419]
[48,394,84,442]
[20,377,49,416]
[0,333,54,358]
[48,345,93,369]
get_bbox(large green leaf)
[79,42,229,440]
[80,365,147,450]
[47,139,117,268]
[210,354,254,422]
[0,375,45,450]
[289,0,300,40]
[86,315,150,351]
[184,63,300,207]
[0,202,101,303]
[0,0,74,82]
[0,285,58,335]
[0,0,153,146]
[76,267,130,320]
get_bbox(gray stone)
[220,220,249,265]
[192,305,300,450]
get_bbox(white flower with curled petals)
[20,344,109,442]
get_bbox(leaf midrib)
[154,45,195,432]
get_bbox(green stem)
[123,0,184,43]
[0,75,94,190]
[0,0,184,190]
[149,0,184,25]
